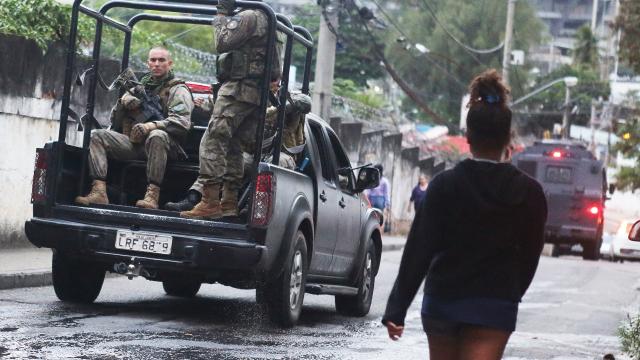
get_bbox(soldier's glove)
[217,0,236,16]
[130,122,157,143]
[120,90,142,110]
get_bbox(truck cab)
[24,0,383,327]
[513,140,607,260]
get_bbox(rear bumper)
[25,218,266,275]
[544,224,599,244]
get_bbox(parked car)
[607,220,640,262]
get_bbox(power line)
[417,0,503,63]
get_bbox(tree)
[525,65,610,126]
[378,0,544,125]
[615,0,640,74]
[290,4,386,88]
[573,25,599,70]
[612,93,640,192]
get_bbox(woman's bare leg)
[426,333,458,360]
[458,325,511,360]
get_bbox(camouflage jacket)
[212,9,283,105]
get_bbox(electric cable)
[418,0,503,63]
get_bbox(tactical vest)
[154,78,189,117]
[216,12,283,83]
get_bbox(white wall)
[0,98,83,248]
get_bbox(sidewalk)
[0,235,407,291]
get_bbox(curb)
[381,243,404,252]
[0,270,52,290]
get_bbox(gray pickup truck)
[24,0,383,327]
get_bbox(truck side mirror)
[629,220,640,242]
[608,183,616,195]
[355,166,380,193]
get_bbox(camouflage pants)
[190,152,294,195]
[198,95,260,189]
[88,129,182,185]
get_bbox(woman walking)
[383,69,547,360]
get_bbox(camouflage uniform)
[89,73,193,186]
[198,9,282,190]
[264,91,312,169]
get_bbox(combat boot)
[164,190,202,211]
[220,185,239,217]
[136,184,161,209]
[180,184,222,219]
[75,180,109,206]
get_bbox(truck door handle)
[339,198,346,208]
[319,191,327,202]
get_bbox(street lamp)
[561,76,578,139]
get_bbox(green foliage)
[619,313,640,360]
[290,4,385,87]
[573,25,599,70]
[381,0,544,124]
[0,0,95,51]
[527,65,610,123]
[333,78,386,109]
[612,92,640,191]
[616,0,640,74]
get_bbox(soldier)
[165,79,311,212]
[180,0,282,219]
[75,46,194,210]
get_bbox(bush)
[619,313,640,359]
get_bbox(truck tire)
[162,278,201,298]
[583,226,603,261]
[263,230,308,327]
[335,239,376,317]
[52,250,105,304]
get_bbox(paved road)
[1,250,639,359]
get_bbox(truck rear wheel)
[162,278,201,298]
[583,226,603,261]
[262,230,308,328]
[52,250,105,303]
[335,239,376,317]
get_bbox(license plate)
[115,230,172,255]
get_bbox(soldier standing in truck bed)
[181,0,282,220]
[75,46,193,210]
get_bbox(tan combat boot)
[180,183,222,219]
[220,185,239,217]
[136,184,161,209]
[75,180,109,206]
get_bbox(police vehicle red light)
[552,151,562,158]
[588,206,600,215]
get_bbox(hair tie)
[484,95,500,104]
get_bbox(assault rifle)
[113,68,164,122]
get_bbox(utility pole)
[313,5,338,121]
[502,0,516,85]
[562,85,572,139]
[591,0,599,31]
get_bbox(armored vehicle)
[513,140,608,260]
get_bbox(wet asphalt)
[1,251,640,359]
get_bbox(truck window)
[545,165,573,184]
[309,123,334,183]
[327,131,355,193]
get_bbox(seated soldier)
[75,46,194,209]
[164,79,311,212]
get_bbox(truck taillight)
[31,149,48,204]
[251,172,275,226]
[588,206,599,215]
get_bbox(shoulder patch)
[226,19,239,29]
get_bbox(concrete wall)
[0,35,117,248]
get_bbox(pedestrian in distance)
[382,69,548,360]
[75,46,193,210]
[365,164,391,231]
[407,174,429,214]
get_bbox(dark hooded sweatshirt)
[382,159,547,326]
